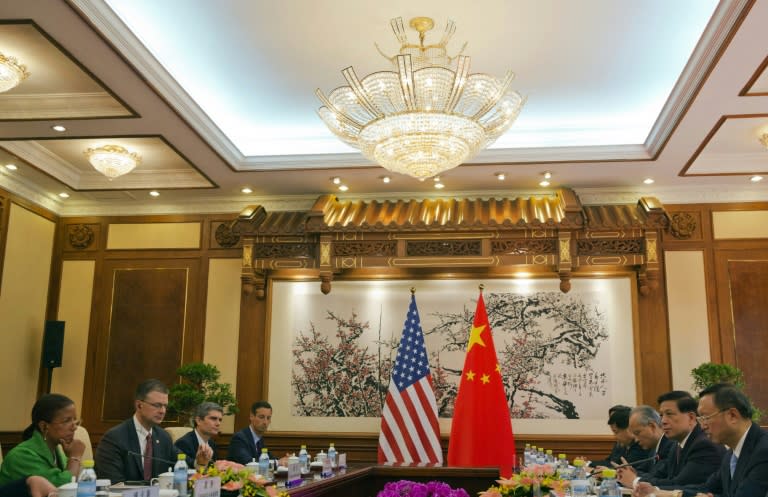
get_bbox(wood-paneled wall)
[58,214,241,435]
[3,196,766,459]
[664,202,768,423]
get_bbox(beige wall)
[0,204,55,430]
[51,260,96,411]
[665,251,711,391]
[107,222,201,249]
[203,258,242,434]
[712,211,768,239]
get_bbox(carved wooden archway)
[233,188,668,299]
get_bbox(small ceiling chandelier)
[760,132,768,148]
[317,17,524,180]
[0,51,30,93]
[84,145,141,179]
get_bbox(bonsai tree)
[690,361,763,422]
[690,362,745,392]
[168,362,239,426]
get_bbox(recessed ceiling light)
[539,180,550,187]
[543,171,552,179]
[751,175,764,182]
[5,163,17,171]
[433,176,441,182]
[643,178,655,185]
[434,182,445,189]
[338,184,349,192]
[331,176,341,185]
[149,190,160,197]
[241,187,253,194]
[495,172,506,181]
[58,192,70,198]
[51,125,67,132]
[381,176,391,184]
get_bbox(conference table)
[279,465,500,497]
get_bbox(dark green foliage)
[691,362,763,422]
[168,362,239,426]
[690,362,745,392]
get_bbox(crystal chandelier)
[316,17,524,180]
[84,145,141,179]
[0,52,30,93]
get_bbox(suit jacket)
[684,422,768,497]
[227,427,271,465]
[593,442,627,467]
[95,418,178,483]
[643,435,676,474]
[645,424,725,488]
[626,438,663,474]
[174,429,218,465]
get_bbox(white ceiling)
[0,0,766,216]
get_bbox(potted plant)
[168,362,239,426]
[690,362,745,392]
[690,362,763,422]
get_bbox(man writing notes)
[625,405,675,475]
[634,384,768,497]
[595,406,655,474]
[228,401,274,464]
[95,379,181,483]
[175,402,222,468]
[620,391,723,489]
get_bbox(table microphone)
[127,450,177,467]
[588,455,658,476]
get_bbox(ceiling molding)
[645,0,752,156]
[2,141,82,187]
[0,170,62,212]
[69,0,245,164]
[0,92,131,119]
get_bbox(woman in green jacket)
[0,394,85,487]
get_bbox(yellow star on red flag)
[448,291,516,476]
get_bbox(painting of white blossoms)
[268,277,636,429]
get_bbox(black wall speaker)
[41,320,65,368]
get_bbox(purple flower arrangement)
[376,480,470,497]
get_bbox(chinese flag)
[447,291,516,476]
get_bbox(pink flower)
[215,460,245,472]
[478,491,503,497]
[222,480,244,491]
[265,487,279,497]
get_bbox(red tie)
[144,432,153,480]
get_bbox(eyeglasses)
[696,409,725,424]
[141,400,168,410]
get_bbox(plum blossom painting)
[267,277,637,434]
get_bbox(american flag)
[378,294,443,465]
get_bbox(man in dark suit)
[592,405,632,467]
[621,391,723,489]
[594,406,655,475]
[95,379,182,483]
[227,400,274,465]
[625,405,675,474]
[635,384,768,497]
[174,401,222,467]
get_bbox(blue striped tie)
[729,452,737,477]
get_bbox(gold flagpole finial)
[410,287,416,295]
[478,283,485,292]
